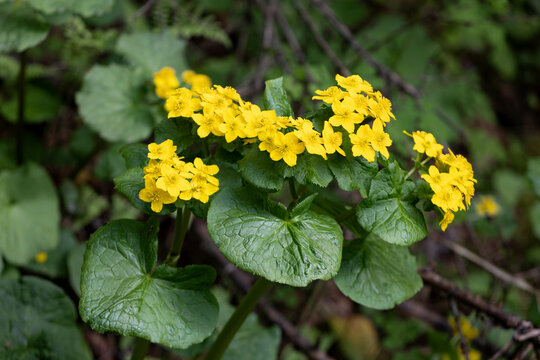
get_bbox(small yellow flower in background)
[153,67,179,99]
[476,195,500,217]
[442,348,481,360]
[449,316,479,342]
[35,252,48,263]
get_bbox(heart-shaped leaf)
[334,234,422,309]
[356,162,427,246]
[0,163,60,265]
[0,276,92,359]
[208,188,343,286]
[76,65,154,142]
[79,219,219,349]
[0,3,50,52]
[263,77,293,117]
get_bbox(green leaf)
[334,234,422,309]
[356,163,426,246]
[290,193,318,218]
[114,166,176,215]
[80,219,219,349]
[120,143,149,168]
[0,163,60,265]
[328,155,378,197]
[115,31,187,76]
[20,229,76,278]
[94,144,127,180]
[0,3,50,52]
[262,77,293,117]
[1,85,61,123]
[0,276,92,359]
[26,0,114,18]
[154,117,194,151]
[76,64,154,142]
[208,188,343,286]
[282,153,333,188]
[528,157,540,198]
[530,202,540,240]
[67,242,86,297]
[238,147,283,191]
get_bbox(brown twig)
[450,299,470,360]
[291,0,350,76]
[487,338,515,360]
[310,0,421,99]
[194,219,334,360]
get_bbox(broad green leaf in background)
[263,77,294,117]
[208,188,343,286]
[528,157,540,197]
[238,147,284,191]
[76,64,154,142]
[120,143,149,168]
[334,234,423,309]
[21,229,76,278]
[0,85,61,123]
[530,202,540,240]
[493,169,529,207]
[154,117,194,151]
[356,162,427,246]
[0,163,60,265]
[115,31,187,76]
[26,0,115,18]
[0,2,50,52]
[0,276,92,359]
[67,242,86,297]
[94,144,127,180]
[114,166,176,215]
[80,219,219,349]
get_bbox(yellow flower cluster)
[405,131,476,231]
[443,317,481,360]
[155,71,396,167]
[138,139,219,212]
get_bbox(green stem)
[335,206,357,223]
[165,207,192,267]
[288,178,298,200]
[16,51,27,166]
[205,278,273,360]
[131,337,150,360]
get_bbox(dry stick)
[310,0,421,99]
[194,220,334,360]
[439,239,540,299]
[488,338,515,360]
[450,298,471,360]
[291,0,350,76]
[273,4,316,85]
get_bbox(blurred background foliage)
[1,0,540,358]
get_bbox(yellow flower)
[449,316,479,342]
[476,195,500,217]
[349,124,375,162]
[404,130,443,158]
[192,113,224,138]
[335,74,373,94]
[439,211,455,231]
[156,165,191,197]
[219,114,246,143]
[421,166,452,193]
[35,252,48,263]
[368,92,395,124]
[369,120,392,159]
[431,186,464,212]
[269,132,305,167]
[165,88,201,118]
[153,67,180,99]
[188,157,220,186]
[180,180,219,203]
[312,86,345,104]
[293,121,327,159]
[182,70,212,93]
[214,85,242,102]
[148,140,177,161]
[139,177,177,212]
[329,96,364,133]
[322,122,345,156]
